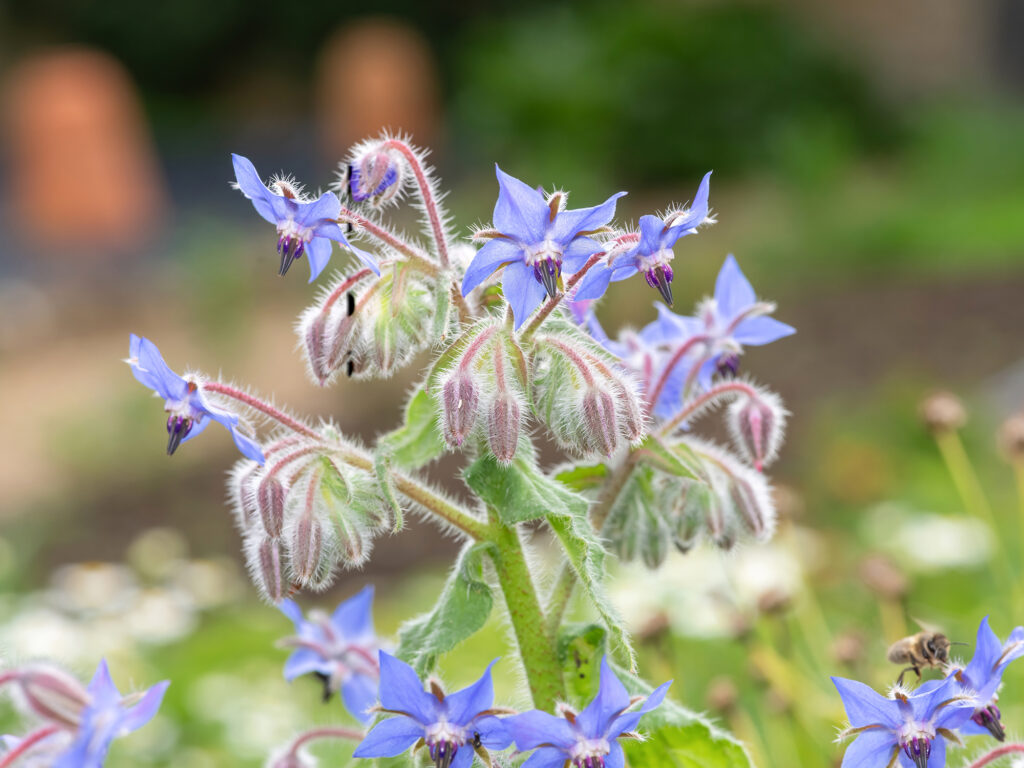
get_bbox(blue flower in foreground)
[640,255,795,390]
[126,334,264,463]
[232,153,379,282]
[506,657,670,768]
[54,660,169,768]
[950,616,1024,741]
[832,676,972,768]
[353,652,510,768]
[576,171,712,305]
[278,586,381,723]
[461,165,625,329]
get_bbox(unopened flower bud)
[998,413,1024,464]
[289,512,324,588]
[488,394,521,463]
[582,388,619,456]
[728,391,786,471]
[728,473,775,541]
[920,390,966,434]
[614,382,646,444]
[229,460,263,530]
[347,147,401,205]
[6,664,90,728]
[303,311,331,385]
[255,536,285,602]
[257,474,286,538]
[442,372,480,448]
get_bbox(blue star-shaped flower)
[576,172,712,305]
[832,676,973,768]
[640,254,795,392]
[505,657,670,768]
[232,154,379,282]
[127,334,265,463]
[353,652,511,768]
[278,586,381,724]
[461,165,625,329]
[951,616,1024,741]
[54,660,169,768]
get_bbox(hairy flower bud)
[289,511,325,588]
[252,535,285,602]
[229,459,263,531]
[728,390,786,471]
[257,474,286,538]
[441,371,480,448]
[7,664,90,728]
[344,141,403,207]
[488,394,521,463]
[582,387,619,456]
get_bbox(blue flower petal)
[608,680,671,736]
[549,191,626,244]
[574,263,614,302]
[352,716,424,758]
[462,238,522,296]
[664,171,712,238]
[576,657,632,738]
[636,214,669,255]
[638,306,702,346]
[178,414,211,445]
[475,715,513,751]
[444,659,498,725]
[86,659,121,705]
[841,729,896,768]
[331,585,376,642]
[450,746,475,768]
[965,616,1002,686]
[714,255,757,320]
[341,673,378,725]
[205,406,265,464]
[118,680,170,733]
[831,678,900,729]
[306,236,332,283]
[278,599,303,626]
[283,648,327,681]
[506,709,575,751]
[502,261,547,330]
[732,316,796,346]
[493,165,548,244]
[232,154,279,225]
[129,335,188,402]
[605,740,625,768]
[521,746,569,768]
[296,191,341,227]
[377,652,437,725]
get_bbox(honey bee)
[886,631,955,684]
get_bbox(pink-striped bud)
[582,388,619,456]
[255,536,285,602]
[289,513,324,588]
[7,664,90,728]
[303,311,331,385]
[728,391,786,471]
[729,474,773,541]
[488,394,521,463]
[257,474,286,538]
[228,460,263,531]
[441,372,479,448]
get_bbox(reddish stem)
[541,336,596,387]
[320,268,373,314]
[0,725,61,768]
[658,379,760,436]
[203,382,321,442]
[645,334,711,413]
[968,744,1024,768]
[280,726,365,762]
[457,326,499,372]
[381,139,450,268]
[337,209,435,270]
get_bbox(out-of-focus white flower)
[125,588,197,643]
[126,527,190,582]
[861,502,993,571]
[172,558,245,609]
[48,562,138,616]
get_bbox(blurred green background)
[2,1,1024,766]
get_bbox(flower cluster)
[0,660,167,768]
[834,617,1024,767]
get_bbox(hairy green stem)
[488,512,565,710]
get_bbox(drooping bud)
[919,390,966,434]
[257,474,286,538]
[582,387,619,457]
[344,143,402,206]
[728,391,786,472]
[228,459,263,531]
[488,394,521,463]
[253,535,285,602]
[6,664,90,728]
[442,371,480,448]
[289,511,325,588]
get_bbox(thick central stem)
[488,513,565,711]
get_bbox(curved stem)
[381,139,451,268]
[279,726,365,762]
[320,267,373,314]
[338,208,438,273]
[0,725,61,768]
[968,744,1024,768]
[646,335,710,415]
[520,252,605,342]
[658,379,760,437]
[203,383,323,442]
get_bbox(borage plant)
[121,136,796,768]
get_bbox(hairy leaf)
[463,451,588,525]
[378,387,445,469]
[554,462,608,491]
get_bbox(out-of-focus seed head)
[257,474,286,539]
[706,676,739,714]
[998,413,1024,464]
[228,459,263,531]
[727,389,787,471]
[919,390,966,434]
[7,663,90,728]
[859,553,908,601]
[487,394,521,463]
[831,630,865,666]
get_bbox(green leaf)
[554,462,608,491]
[557,622,608,703]
[395,541,495,676]
[635,435,700,479]
[378,387,445,469]
[463,451,589,525]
